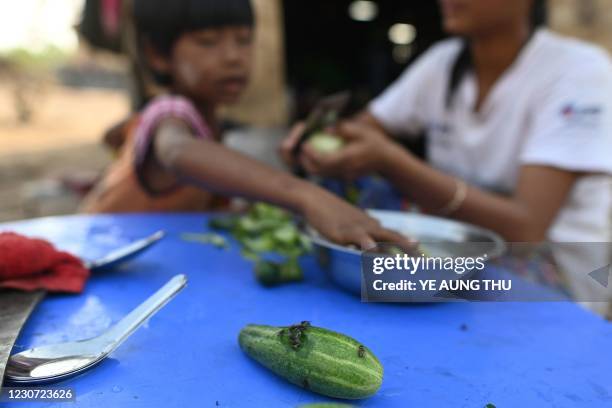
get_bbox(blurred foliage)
[0,46,67,124]
[0,45,70,71]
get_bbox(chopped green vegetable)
[208,204,312,286]
[345,184,361,205]
[243,235,276,253]
[255,259,302,287]
[308,132,344,154]
[241,248,261,262]
[273,224,299,243]
[208,216,239,231]
[254,261,281,286]
[180,232,229,249]
[278,257,302,283]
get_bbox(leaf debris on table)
[180,232,229,249]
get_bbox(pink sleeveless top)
[81,95,227,213]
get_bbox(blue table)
[2,214,612,407]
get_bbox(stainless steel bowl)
[307,210,507,296]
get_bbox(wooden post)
[548,0,612,53]
[221,0,289,127]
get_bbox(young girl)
[80,0,410,250]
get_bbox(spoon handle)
[98,275,187,353]
[85,230,166,271]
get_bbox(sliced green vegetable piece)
[180,232,229,249]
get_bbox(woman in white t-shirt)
[282,0,612,313]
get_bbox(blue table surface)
[1,214,611,408]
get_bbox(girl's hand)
[299,121,397,181]
[300,186,414,250]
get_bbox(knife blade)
[0,291,44,390]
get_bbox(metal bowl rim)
[306,209,507,259]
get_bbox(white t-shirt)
[370,29,612,245]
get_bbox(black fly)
[284,321,312,351]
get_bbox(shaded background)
[284,0,445,117]
[0,0,611,221]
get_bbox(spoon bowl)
[6,274,187,384]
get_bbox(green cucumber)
[298,404,355,408]
[239,322,383,399]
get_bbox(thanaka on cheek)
[176,61,202,94]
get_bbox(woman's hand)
[299,185,414,250]
[299,121,397,181]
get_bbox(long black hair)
[446,0,547,108]
[133,0,254,84]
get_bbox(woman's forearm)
[379,144,550,242]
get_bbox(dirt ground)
[0,80,129,222]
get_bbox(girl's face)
[439,0,532,37]
[168,26,254,106]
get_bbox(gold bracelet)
[436,179,467,216]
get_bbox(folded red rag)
[0,232,90,293]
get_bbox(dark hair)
[133,0,254,84]
[446,0,547,108]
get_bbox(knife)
[0,291,44,390]
[291,91,351,159]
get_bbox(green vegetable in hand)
[308,132,344,154]
[239,322,383,400]
[309,133,361,207]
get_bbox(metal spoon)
[85,230,165,273]
[5,274,187,384]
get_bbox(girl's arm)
[297,121,578,242]
[147,119,413,249]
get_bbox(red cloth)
[0,232,90,293]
